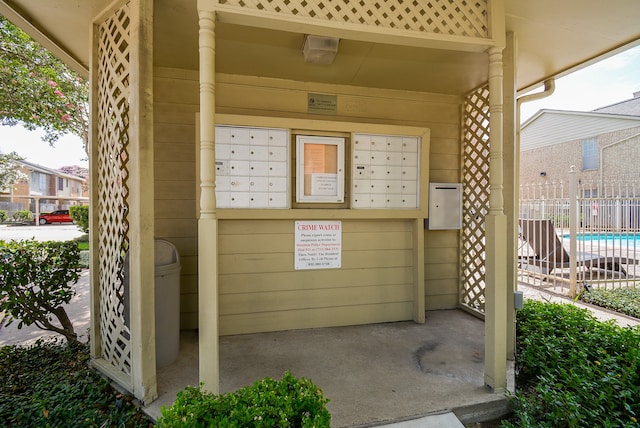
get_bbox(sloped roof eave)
[521,109,640,131]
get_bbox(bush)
[12,209,32,222]
[0,239,81,343]
[580,287,640,319]
[0,209,7,222]
[157,371,331,427]
[69,205,89,233]
[503,300,640,427]
[0,339,152,427]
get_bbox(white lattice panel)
[218,0,489,38]
[461,84,490,314]
[96,4,132,377]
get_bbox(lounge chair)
[518,219,637,276]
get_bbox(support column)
[198,9,220,394]
[129,0,157,404]
[502,33,517,360]
[484,46,508,392]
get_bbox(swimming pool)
[562,232,640,246]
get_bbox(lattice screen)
[218,0,489,38]
[461,84,490,314]
[96,4,132,378]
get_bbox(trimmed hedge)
[69,205,89,233]
[158,371,331,427]
[503,300,640,427]
[13,209,32,222]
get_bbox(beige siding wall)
[153,67,462,332]
[219,220,415,334]
[154,68,199,329]
[424,105,460,311]
[424,230,459,309]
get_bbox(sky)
[519,44,640,122]
[0,126,87,169]
[0,45,639,170]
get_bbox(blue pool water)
[562,233,640,245]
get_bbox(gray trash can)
[155,239,181,368]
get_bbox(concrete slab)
[370,412,465,428]
[148,310,513,427]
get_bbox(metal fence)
[0,201,26,216]
[519,173,640,296]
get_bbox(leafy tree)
[0,239,82,344]
[0,150,26,191]
[58,165,88,180]
[0,15,89,156]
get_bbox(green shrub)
[0,239,81,343]
[0,339,152,427]
[0,209,7,222]
[580,287,640,318]
[13,209,32,222]
[503,300,640,427]
[157,371,331,427]
[69,205,89,233]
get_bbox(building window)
[581,139,598,171]
[58,177,64,190]
[30,171,47,194]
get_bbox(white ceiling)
[2,0,639,96]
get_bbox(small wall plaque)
[308,93,337,115]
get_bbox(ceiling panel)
[2,0,639,94]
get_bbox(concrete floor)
[147,310,513,427]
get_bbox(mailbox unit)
[351,134,420,209]
[428,183,463,230]
[215,125,290,208]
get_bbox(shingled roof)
[592,91,640,116]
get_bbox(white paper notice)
[294,220,342,270]
[310,173,337,196]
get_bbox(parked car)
[36,210,73,225]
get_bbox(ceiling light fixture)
[302,35,340,65]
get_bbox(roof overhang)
[1,0,639,95]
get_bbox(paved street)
[0,223,84,242]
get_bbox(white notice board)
[294,221,342,270]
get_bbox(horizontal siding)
[218,219,415,334]
[426,295,458,310]
[521,112,640,151]
[219,231,412,254]
[220,284,413,316]
[154,68,199,328]
[220,303,413,335]
[219,267,413,293]
[424,230,459,310]
[153,67,462,331]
